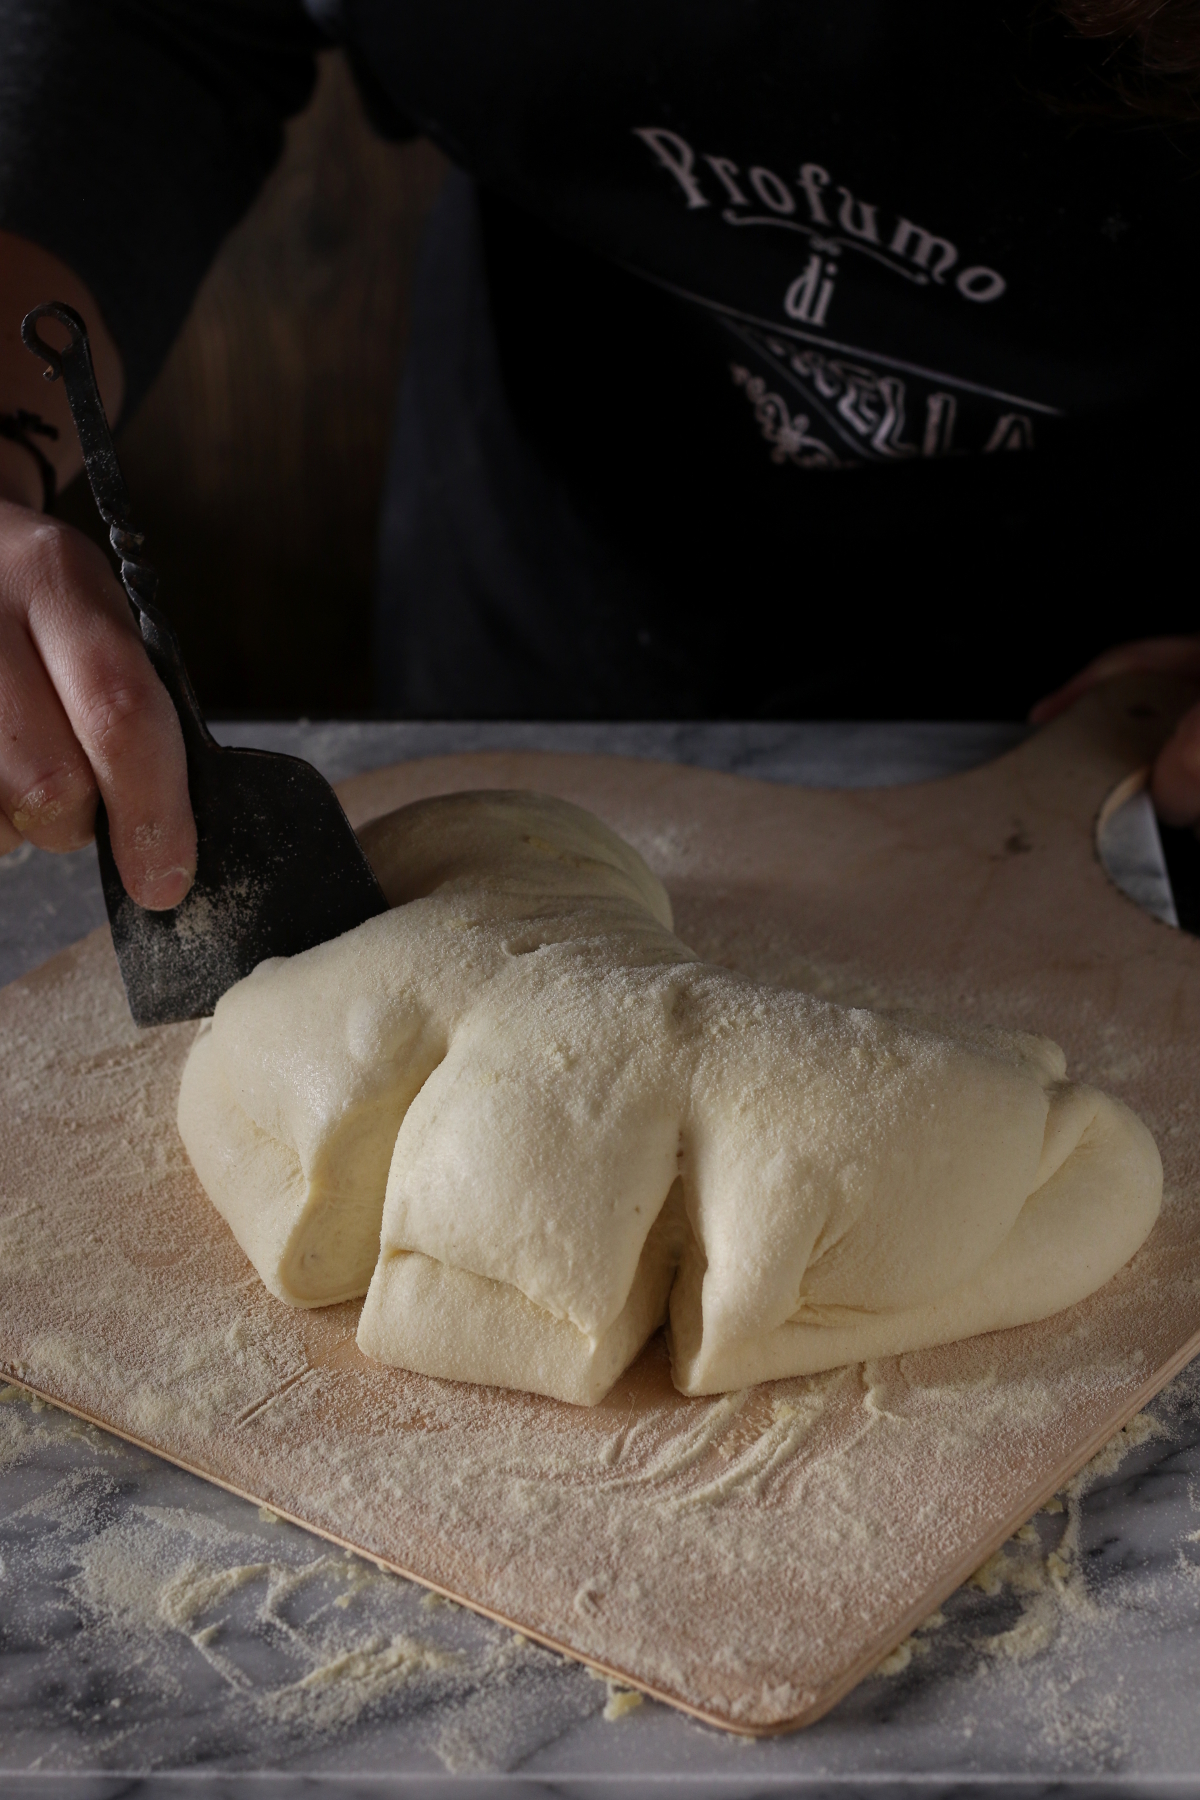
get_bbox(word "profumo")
[634,127,1007,310]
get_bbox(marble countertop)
[1,720,1197,1800]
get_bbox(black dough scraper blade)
[23,303,388,1026]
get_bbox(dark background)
[57,53,448,720]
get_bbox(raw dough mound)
[177,790,1162,1404]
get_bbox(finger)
[1030,636,1200,724]
[0,607,99,852]
[17,523,196,908]
[1151,700,1200,828]
[0,811,23,857]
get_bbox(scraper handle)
[19,302,213,752]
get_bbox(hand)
[0,497,196,905]
[0,230,196,907]
[1031,636,1200,827]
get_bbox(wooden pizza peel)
[1,672,1198,1735]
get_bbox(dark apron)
[375,172,1197,722]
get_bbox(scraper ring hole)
[1096,770,1199,934]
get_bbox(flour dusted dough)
[177,791,1162,1404]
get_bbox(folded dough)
[177,790,1162,1404]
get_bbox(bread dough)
[177,790,1162,1404]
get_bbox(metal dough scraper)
[23,302,388,1027]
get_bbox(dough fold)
[177,790,1162,1404]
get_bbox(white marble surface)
[1097,790,1180,929]
[2,720,1197,1800]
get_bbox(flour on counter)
[5,1344,1200,1776]
[858,1371,1199,1770]
[0,1389,604,1773]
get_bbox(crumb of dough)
[603,1683,644,1720]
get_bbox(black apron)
[360,1,1200,718]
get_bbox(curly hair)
[1056,0,1200,117]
